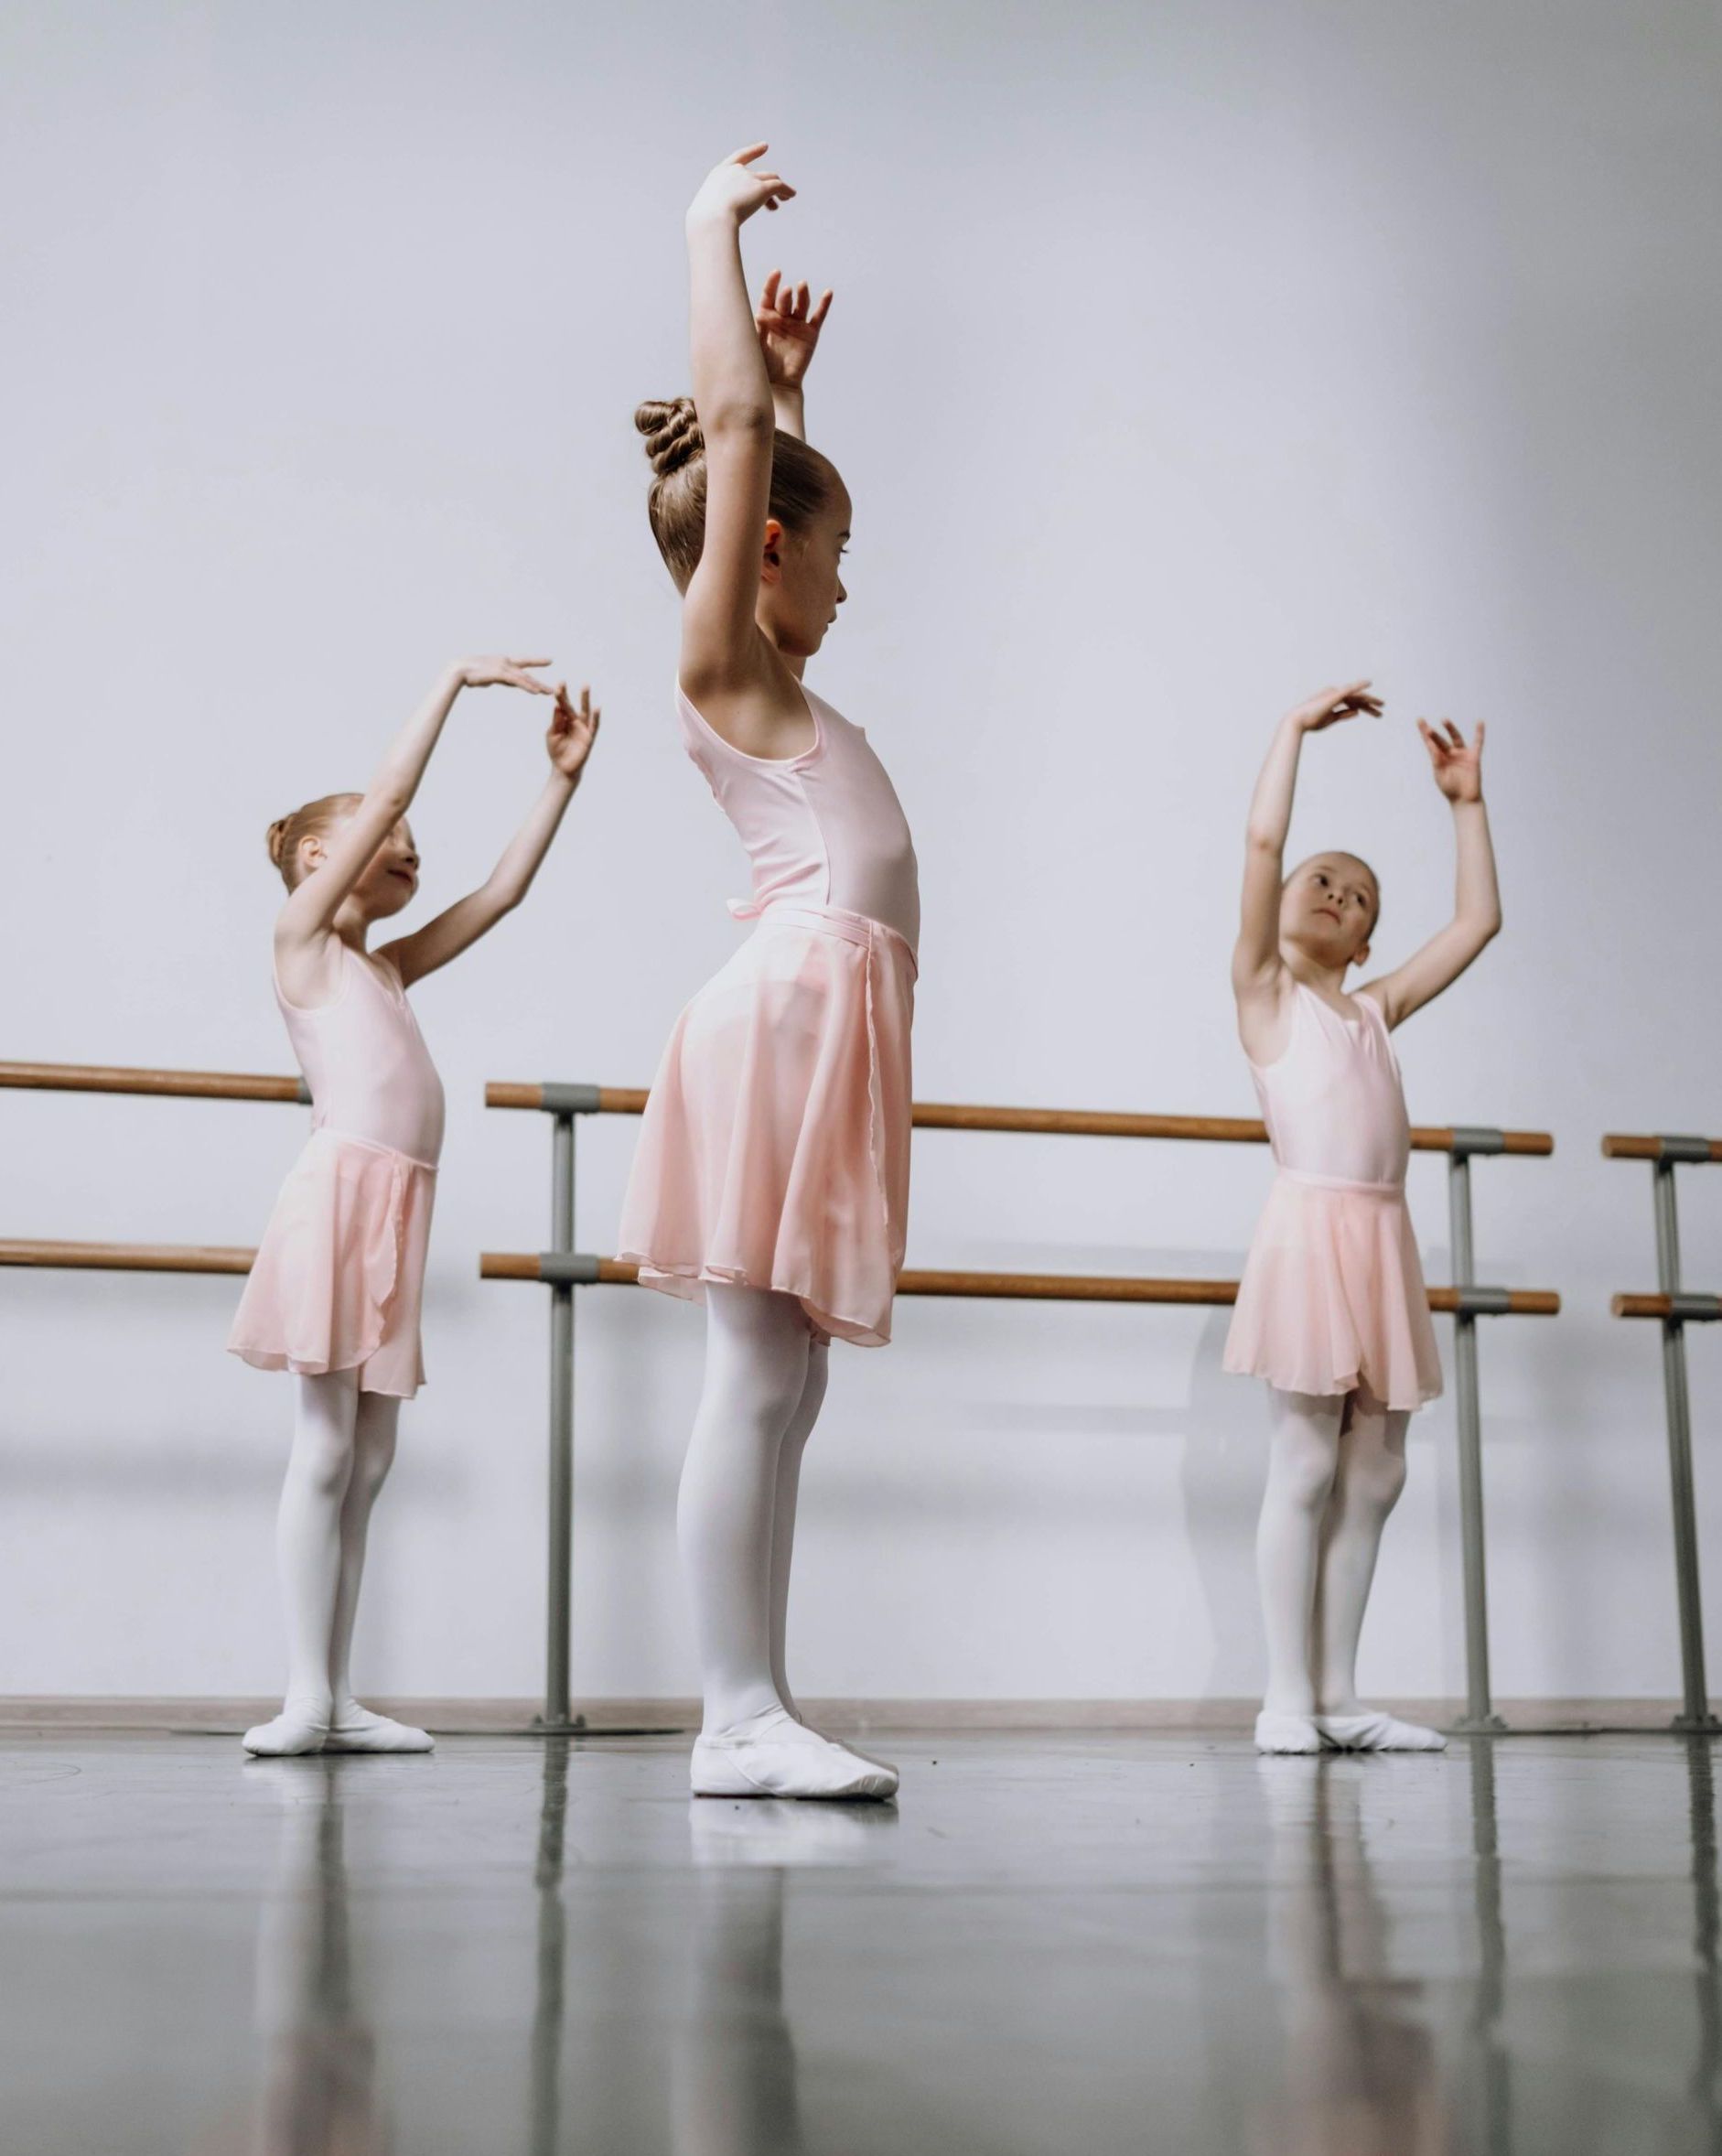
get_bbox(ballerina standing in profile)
[619,146,920,1801]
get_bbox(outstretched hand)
[1286,679,1383,734]
[756,269,832,390]
[1418,717,1486,803]
[457,656,556,695]
[688,143,796,228]
[547,683,600,783]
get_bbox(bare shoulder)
[272,913,343,1011]
[1234,965,1295,1067]
[682,638,817,760]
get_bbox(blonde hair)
[264,792,361,890]
[634,396,840,592]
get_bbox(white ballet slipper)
[1254,1710,1324,1754]
[1315,1709,1448,1752]
[323,1701,435,1754]
[242,1701,330,1757]
[691,1707,898,1802]
[791,1709,898,1776]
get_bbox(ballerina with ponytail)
[230,659,600,1756]
[619,146,918,1801]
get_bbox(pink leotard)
[1248,982,1408,1191]
[278,944,445,1169]
[678,681,920,955]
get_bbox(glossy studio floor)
[8,1725,1722,2155]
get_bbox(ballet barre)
[0,1061,307,1275]
[0,1060,308,1104]
[0,1238,256,1273]
[483,1082,1557,1736]
[1604,1132,1722,1733]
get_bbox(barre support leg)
[1654,1160,1719,1733]
[542,1111,577,1735]
[1449,1153,1506,1732]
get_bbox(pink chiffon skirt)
[617,903,916,1347]
[1223,1170,1443,1411]
[228,1127,437,1399]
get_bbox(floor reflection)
[1250,1759,1449,2156]
[198,1758,391,2156]
[1680,1736,1722,2141]
[673,1800,898,2156]
[134,1730,1722,2156]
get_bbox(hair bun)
[264,815,290,867]
[635,397,704,480]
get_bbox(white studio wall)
[4,0,1720,1707]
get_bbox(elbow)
[1244,826,1283,860]
[1467,905,1503,951]
[701,397,776,441]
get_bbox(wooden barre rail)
[1602,1134,1722,1162]
[0,1238,1563,1312]
[479,1251,1560,1315]
[0,1239,256,1274]
[0,1061,1556,1157]
[484,1082,1554,1155]
[0,1061,304,1105]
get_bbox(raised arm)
[379,685,601,987]
[1361,720,1501,1029]
[755,267,833,444]
[274,656,553,991]
[1232,682,1382,1010]
[679,146,799,712]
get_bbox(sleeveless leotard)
[618,681,920,1347]
[229,944,442,1398]
[1224,982,1443,1410]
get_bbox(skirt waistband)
[743,901,919,977]
[310,1124,441,1175]
[1275,1166,1405,1198]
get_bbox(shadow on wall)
[1178,1307,1266,1698]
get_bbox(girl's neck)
[332,911,372,954]
[1281,948,1352,1001]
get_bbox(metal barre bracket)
[296,1077,312,1106]
[1449,1126,1507,1159]
[538,1083,604,1116]
[1454,1285,1514,1317]
[536,1250,604,1287]
[1669,1293,1722,1324]
[1657,1135,1717,1166]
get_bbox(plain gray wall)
[4,0,1720,1702]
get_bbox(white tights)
[274,1368,400,1717]
[678,1285,830,1736]
[1256,1384,1409,1717]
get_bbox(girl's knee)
[292,1431,355,1502]
[1356,1448,1408,1514]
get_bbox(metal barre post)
[1448,1145,1506,1732]
[1652,1157,1720,1732]
[542,1108,577,1734]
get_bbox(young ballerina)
[618,146,918,1802]
[1226,682,1501,1755]
[230,658,600,1756]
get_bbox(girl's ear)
[760,516,785,584]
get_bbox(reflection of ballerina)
[193,1759,391,2155]
[1250,1760,1447,2156]
[673,1802,897,2156]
